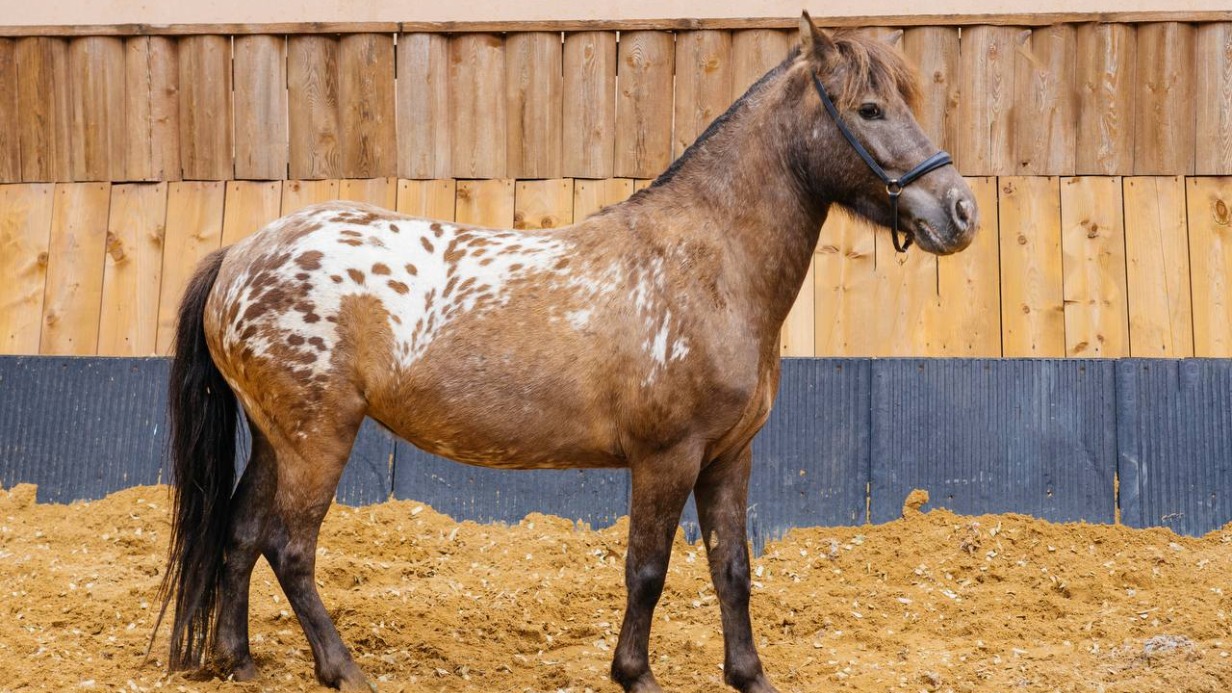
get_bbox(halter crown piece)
[812,73,953,253]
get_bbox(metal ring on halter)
[886,180,902,196]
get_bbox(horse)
[154,13,977,693]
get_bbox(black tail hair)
[150,247,236,670]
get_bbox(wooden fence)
[1,21,1232,184]
[1,175,1229,358]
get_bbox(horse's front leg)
[610,443,703,692]
[694,444,778,693]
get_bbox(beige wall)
[3,0,1224,27]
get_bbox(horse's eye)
[858,103,883,120]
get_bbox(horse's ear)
[799,11,836,65]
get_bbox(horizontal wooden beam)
[1,12,1229,37]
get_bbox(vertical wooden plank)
[514,179,573,229]
[221,181,283,246]
[956,26,1017,176]
[123,37,155,181]
[234,35,288,180]
[1123,177,1193,356]
[0,40,20,182]
[41,182,110,355]
[998,176,1065,357]
[338,34,396,179]
[0,184,55,354]
[573,177,634,219]
[614,31,675,179]
[902,27,960,155]
[455,179,514,228]
[731,29,790,96]
[562,32,616,179]
[934,177,1002,356]
[1196,23,1232,175]
[814,209,878,356]
[1013,25,1076,175]
[339,177,397,210]
[673,30,733,159]
[156,181,224,354]
[68,36,126,182]
[397,33,450,180]
[1060,176,1129,357]
[1134,23,1196,175]
[288,36,340,180]
[1186,177,1232,357]
[16,37,72,182]
[781,258,815,357]
[873,226,939,356]
[98,183,166,356]
[1075,23,1135,176]
[397,179,456,220]
[178,35,233,180]
[506,32,563,179]
[280,179,339,215]
[450,34,506,179]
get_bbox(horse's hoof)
[626,676,663,693]
[330,663,376,692]
[230,659,258,682]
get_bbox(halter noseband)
[812,73,953,253]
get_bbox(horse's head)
[793,13,977,255]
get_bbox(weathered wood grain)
[177,35,233,180]
[455,179,514,227]
[1186,177,1232,357]
[506,32,563,179]
[98,183,166,355]
[1013,25,1076,175]
[955,26,1018,176]
[41,182,110,355]
[1196,23,1232,175]
[156,181,224,353]
[68,36,126,181]
[998,176,1065,356]
[614,31,675,179]
[514,179,573,229]
[573,178,634,219]
[0,184,55,354]
[1059,176,1128,357]
[339,177,397,209]
[16,37,73,182]
[449,33,506,178]
[280,179,339,215]
[397,179,457,220]
[933,177,1002,356]
[338,34,396,178]
[902,27,960,154]
[288,35,341,179]
[1123,176,1194,357]
[1134,23,1195,175]
[1075,23,1135,175]
[562,32,617,178]
[0,40,21,182]
[673,30,733,159]
[220,181,283,246]
[234,35,289,180]
[397,33,451,179]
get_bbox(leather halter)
[812,73,953,253]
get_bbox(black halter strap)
[812,73,953,253]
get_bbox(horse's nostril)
[953,197,973,228]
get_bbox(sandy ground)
[1,483,1230,693]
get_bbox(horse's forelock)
[827,30,922,113]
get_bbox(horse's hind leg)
[694,444,777,693]
[210,424,278,680]
[259,406,372,691]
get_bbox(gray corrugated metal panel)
[682,359,872,553]
[869,359,1117,524]
[391,443,630,529]
[1117,359,1232,536]
[335,419,396,506]
[0,356,171,503]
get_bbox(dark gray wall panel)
[0,357,171,502]
[870,359,1117,524]
[335,419,397,506]
[1117,360,1232,536]
[392,444,630,529]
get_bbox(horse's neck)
[635,125,828,337]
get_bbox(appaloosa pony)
[156,14,977,693]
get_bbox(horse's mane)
[646,30,921,191]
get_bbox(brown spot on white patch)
[288,334,305,346]
[307,336,325,351]
[331,275,343,283]
[389,223,400,233]
[339,238,364,247]
[405,263,418,276]
[347,268,365,284]
[420,237,434,253]
[372,263,391,276]
[387,279,409,295]
[295,250,324,270]
[430,222,444,238]
[340,230,363,237]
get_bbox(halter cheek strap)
[812,73,953,253]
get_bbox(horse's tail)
[151,247,237,670]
